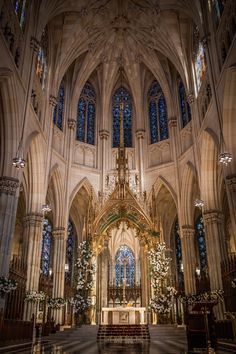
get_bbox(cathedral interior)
[0,0,236,353]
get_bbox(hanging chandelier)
[218,152,233,165]
[12,156,26,169]
[194,199,204,208]
[42,204,52,214]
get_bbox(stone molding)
[99,130,110,140]
[181,226,195,238]
[23,213,44,228]
[226,174,236,192]
[168,117,177,128]
[187,93,195,104]
[68,119,76,130]
[136,129,145,139]
[0,176,19,195]
[52,227,66,239]
[30,36,40,55]
[203,209,224,224]
[49,95,58,107]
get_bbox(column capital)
[52,227,66,239]
[187,93,195,105]
[168,117,178,128]
[49,95,58,107]
[68,118,76,130]
[226,174,236,192]
[136,129,145,139]
[99,130,109,140]
[23,213,44,228]
[0,176,19,195]
[181,225,195,238]
[203,209,224,224]
[30,36,40,55]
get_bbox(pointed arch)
[69,177,97,210]
[47,165,64,226]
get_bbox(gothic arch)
[200,129,221,210]
[47,165,64,226]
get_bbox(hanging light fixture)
[12,38,40,169]
[194,198,204,208]
[218,152,233,165]
[42,204,52,214]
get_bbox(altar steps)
[97,324,150,343]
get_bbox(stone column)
[0,177,19,310]
[203,210,226,319]
[99,130,109,192]
[225,174,236,250]
[136,130,145,193]
[181,226,196,295]
[140,245,149,308]
[0,177,19,277]
[23,212,44,320]
[52,227,66,324]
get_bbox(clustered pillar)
[181,226,196,295]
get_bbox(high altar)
[101,307,146,325]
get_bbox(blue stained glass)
[115,245,135,286]
[77,98,86,142]
[13,0,27,30]
[212,0,224,27]
[195,216,207,272]
[53,82,65,130]
[148,81,168,143]
[76,82,96,145]
[174,220,184,287]
[112,87,132,148]
[178,80,191,127]
[87,102,95,145]
[41,218,52,276]
[149,100,158,144]
[65,220,75,282]
[158,95,169,140]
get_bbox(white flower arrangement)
[150,286,177,315]
[0,276,17,296]
[25,290,45,302]
[48,297,66,309]
[72,240,95,315]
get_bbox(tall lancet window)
[211,0,225,28]
[41,218,52,276]
[65,220,75,282]
[174,220,184,290]
[148,80,168,144]
[76,82,96,145]
[36,28,48,89]
[53,81,65,130]
[115,245,135,287]
[13,0,28,30]
[178,78,191,128]
[195,216,207,274]
[193,26,207,93]
[112,87,132,148]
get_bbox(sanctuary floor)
[0,325,234,354]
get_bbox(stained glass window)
[13,0,28,30]
[112,87,132,148]
[193,27,207,92]
[65,220,75,282]
[53,81,65,130]
[41,218,52,276]
[36,28,48,89]
[174,220,184,289]
[76,82,96,145]
[212,0,225,28]
[115,245,135,287]
[178,79,191,128]
[148,81,168,144]
[195,216,207,273]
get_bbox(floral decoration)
[180,289,224,304]
[72,240,95,314]
[48,297,66,309]
[0,276,17,297]
[25,290,45,302]
[150,286,177,314]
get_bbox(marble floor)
[0,325,234,354]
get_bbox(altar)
[101,307,146,325]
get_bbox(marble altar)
[101,307,146,325]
